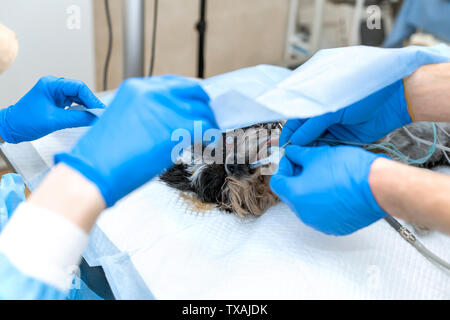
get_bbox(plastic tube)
[317,123,444,165]
[384,216,450,272]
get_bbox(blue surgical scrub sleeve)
[0,253,66,300]
[0,174,65,300]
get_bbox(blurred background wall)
[93,0,291,90]
[0,0,96,106]
[0,0,407,104]
[92,0,370,90]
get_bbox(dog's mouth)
[224,131,280,177]
[160,122,283,216]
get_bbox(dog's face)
[160,122,282,216]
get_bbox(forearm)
[369,157,450,234]
[405,62,450,122]
[0,164,105,292]
[28,163,105,232]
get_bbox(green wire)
[316,123,437,165]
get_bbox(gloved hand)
[270,145,388,235]
[55,75,217,207]
[0,76,105,144]
[280,79,413,146]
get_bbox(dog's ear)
[160,164,195,192]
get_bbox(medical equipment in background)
[148,0,158,76]
[103,0,113,90]
[103,0,155,89]
[383,0,450,48]
[196,0,207,78]
[122,0,145,79]
[284,0,326,65]
[284,0,396,66]
[384,216,450,271]
[103,0,207,89]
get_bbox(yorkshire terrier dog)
[160,121,450,216]
[160,122,282,216]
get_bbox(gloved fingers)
[154,75,211,104]
[289,113,336,146]
[279,119,306,146]
[143,74,182,82]
[172,83,210,103]
[56,78,105,110]
[56,109,98,129]
[270,156,305,199]
[122,77,213,121]
[269,174,289,198]
[153,93,217,130]
[151,78,217,128]
[187,101,218,129]
[143,75,210,102]
[274,156,295,176]
[284,145,325,166]
[144,74,200,86]
[175,94,214,119]
[315,140,331,146]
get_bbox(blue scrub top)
[0,174,65,300]
[0,253,66,300]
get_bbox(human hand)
[0,76,105,143]
[55,75,217,207]
[270,145,388,235]
[280,80,413,146]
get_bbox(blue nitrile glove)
[270,145,388,235]
[0,76,105,144]
[55,75,217,207]
[280,79,413,146]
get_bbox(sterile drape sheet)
[88,45,450,130]
[202,44,450,129]
[1,45,450,299]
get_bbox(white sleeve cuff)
[0,202,89,291]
